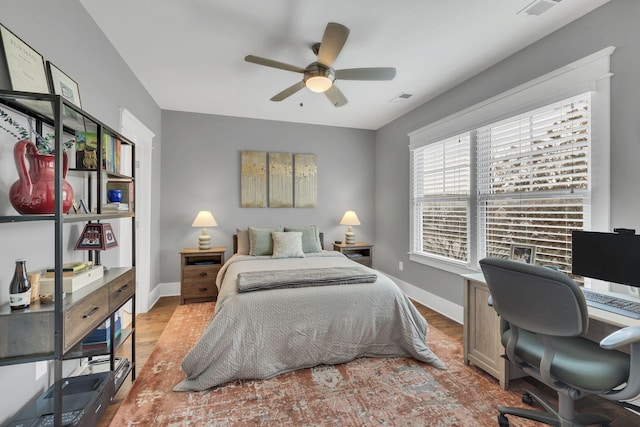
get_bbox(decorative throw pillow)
[236,228,250,255]
[249,226,284,256]
[271,232,305,259]
[284,225,322,253]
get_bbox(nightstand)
[333,242,374,268]
[180,247,226,304]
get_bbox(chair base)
[497,389,610,427]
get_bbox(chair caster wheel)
[498,413,510,427]
[522,392,533,406]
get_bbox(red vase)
[9,140,74,214]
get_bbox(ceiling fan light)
[305,76,332,93]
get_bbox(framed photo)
[71,200,80,214]
[510,244,536,264]
[46,61,82,108]
[0,23,49,93]
[79,199,90,214]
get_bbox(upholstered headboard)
[233,232,324,254]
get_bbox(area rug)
[109,302,543,426]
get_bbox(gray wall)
[160,110,375,282]
[0,0,161,422]
[374,0,640,307]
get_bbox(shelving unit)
[0,90,136,426]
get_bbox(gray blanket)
[237,266,377,292]
[174,252,446,391]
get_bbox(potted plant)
[1,107,75,214]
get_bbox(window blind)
[477,93,591,272]
[411,133,471,261]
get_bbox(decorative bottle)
[9,259,31,310]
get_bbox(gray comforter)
[174,252,446,391]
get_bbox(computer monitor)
[571,229,640,287]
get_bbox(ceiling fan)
[245,22,396,107]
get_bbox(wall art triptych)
[240,150,317,208]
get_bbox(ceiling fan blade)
[245,55,305,73]
[335,67,397,81]
[325,84,348,107]
[271,81,306,101]
[317,22,350,67]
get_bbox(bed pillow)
[284,225,322,253]
[249,226,284,256]
[236,228,250,255]
[271,231,305,259]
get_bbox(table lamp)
[75,223,119,250]
[340,210,361,244]
[192,210,218,250]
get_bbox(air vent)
[389,93,413,103]
[518,0,562,16]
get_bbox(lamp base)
[198,235,211,250]
[345,231,355,245]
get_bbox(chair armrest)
[600,326,640,349]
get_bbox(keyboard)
[581,288,640,319]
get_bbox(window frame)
[408,46,614,275]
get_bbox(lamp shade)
[192,210,218,228]
[305,76,332,93]
[75,223,119,250]
[340,210,361,226]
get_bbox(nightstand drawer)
[183,264,219,282]
[64,286,110,352]
[182,281,217,300]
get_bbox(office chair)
[479,257,640,427]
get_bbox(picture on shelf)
[79,199,90,214]
[46,61,82,108]
[510,244,536,264]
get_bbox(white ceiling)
[79,0,609,130]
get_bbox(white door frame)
[120,108,154,313]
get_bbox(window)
[411,133,471,263]
[477,94,590,272]
[409,47,613,275]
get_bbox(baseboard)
[148,281,180,310]
[384,273,464,324]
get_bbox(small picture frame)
[510,244,536,264]
[46,61,82,108]
[71,200,80,214]
[79,199,90,214]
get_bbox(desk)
[462,273,640,390]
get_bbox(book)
[45,261,93,277]
[39,265,104,293]
[101,202,129,212]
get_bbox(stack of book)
[44,261,93,278]
[39,262,104,294]
[82,313,122,351]
[101,202,129,212]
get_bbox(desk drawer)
[64,287,109,352]
[108,269,135,310]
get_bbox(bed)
[174,226,446,391]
